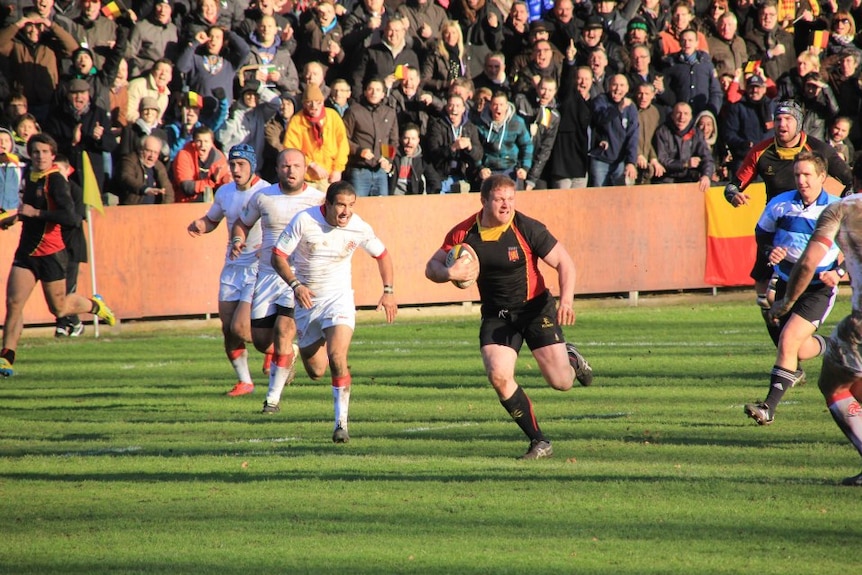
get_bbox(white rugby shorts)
[295,290,356,348]
[218,262,258,303]
[250,269,295,320]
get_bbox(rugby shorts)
[250,269,295,321]
[295,290,356,349]
[13,250,68,283]
[479,291,564,352]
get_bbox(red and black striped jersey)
[735,133,853,201]
[442,211,558,310]
[18,170,77,257]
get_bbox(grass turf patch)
[0,296,860,574]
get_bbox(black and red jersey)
[734,133,853,201]
[17,169,78,257]
[442,211,558,312]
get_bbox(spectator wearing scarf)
[283,84,349,187]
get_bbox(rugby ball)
[445,243,478,289]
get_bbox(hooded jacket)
[654,115,715,182]
[476,100,533,172]
[515,94,561,186]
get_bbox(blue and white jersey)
[755,189,841,282]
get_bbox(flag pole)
[81,151,105,338]
[86,205,100,338]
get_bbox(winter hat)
[241,79,261,95]
[228,143,257,173]
[584,15,604,30]
[303,84,325,103]
[627,16,649,32]
[67,78,90,93]
[139,97,160,112]
[746,74,765,87]
[72,45,95,60]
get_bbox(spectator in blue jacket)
[476,91,533,189]
[663,28,724,116]
[589,74,639,187]
[722,73,774,174]
[176,25,250,102]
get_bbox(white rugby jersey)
[206,176,270,266]
[274,206,386,297]
[240,183,325,272]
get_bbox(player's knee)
[46,300,65,317]
[306,367,327,380]
[231,323,251,342]
[251,337,271,354]
[327,350,348,373]
[547,374,573,392]
[486,369,512,393]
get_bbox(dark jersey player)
[424,174,593,460]
[723,100,853,288]
[722,100,854,349]
[0,134,116,377]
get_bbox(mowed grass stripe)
[0,296,859,574]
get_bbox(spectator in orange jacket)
[172,125,230,203]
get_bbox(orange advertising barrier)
[1,184,714,325]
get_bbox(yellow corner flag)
[82,151,104,215]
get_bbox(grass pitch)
[1,294,861,574]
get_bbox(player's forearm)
[556,261,576,305]
[271,251,296,285]
[425,252,451,284]
[376,253,394,290]
[230,220,251,244]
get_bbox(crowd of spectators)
[0,0,861,200]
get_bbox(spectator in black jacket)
[472,51,513,99]
[450,0,504,77]
[351,18,420,98]
[546,65,591,189]
[387,65,439,135]
[515,76,560,190]
[798,71,840,144]
[43,78,117,202]
[389,123,440,194]
[722,73,774,174]
[425,93,483,193]
[654,101,715,191]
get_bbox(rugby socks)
[227,345,252,384]
[265,350,296,405]
[501,385,545,443]
[826,390,862,456]
[332,374,351,430]
[760,308,782,347]
[1,348,14,364]
[262,347,273,375]
[813,334,826,357]
[763,365,797,414]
